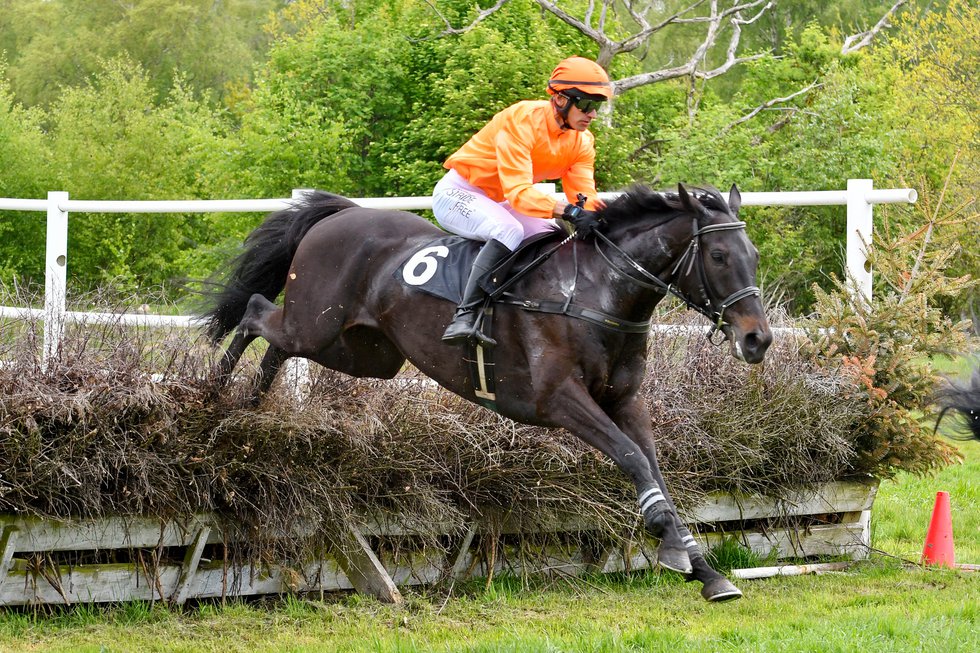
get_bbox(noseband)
[594,216,761,340]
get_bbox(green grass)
[0,558,976,652]
[874,439,980,564]
[1,438,977,652]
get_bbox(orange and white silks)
[443,100,601,218]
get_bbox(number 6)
[402,246,449,285]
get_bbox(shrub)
[802,176,977,478]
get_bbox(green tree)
[878,0,978,326]
[41,59,227,292]
[223,1,415,198]
[0,0,281,107]
[0,64,49,282]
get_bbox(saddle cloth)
[393,229,566,303]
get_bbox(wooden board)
[0,479,879,606]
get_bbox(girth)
[494,294,650,334]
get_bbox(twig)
[722,81,822,134]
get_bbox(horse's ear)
[728,183,742,214]
[678,183,701,213]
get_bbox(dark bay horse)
[937,365,980,441]
[201,183,773,601]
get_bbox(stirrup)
[470,326,497,348]
[441,308,496,347]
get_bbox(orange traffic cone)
[921,491,955,568]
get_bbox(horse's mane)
[600,184,731,226]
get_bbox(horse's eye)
[710,251,725,263]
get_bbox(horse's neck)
[579,232,683,325]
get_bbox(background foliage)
[0,0,974,320]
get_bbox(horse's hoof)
[657,545,693,575]
[701,577,743,602]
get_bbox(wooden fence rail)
[0,478,877,606]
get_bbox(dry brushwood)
[0,296,866,570]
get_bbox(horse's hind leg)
[251,345,289,402]
[213,329,258,386]
[210,291,282,389]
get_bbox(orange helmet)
[547,57,612,100]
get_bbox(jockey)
[433,56,612,347]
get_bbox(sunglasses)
[565,94,605,113]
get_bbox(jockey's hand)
[562,204,601,238]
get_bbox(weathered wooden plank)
[680,478,878,524]
[0,526,20,586]
[450,524,479,580]
[333,521,403,605]
[731,561,854,579]
[697,522,870,560]
[0,514,217,552]
[0,564,183,605]
[172,527,211,605]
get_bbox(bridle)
[593,214,761,341]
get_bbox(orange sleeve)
[493,114,558,219]
[561,146,600,210]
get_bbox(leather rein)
[593,218,761,339]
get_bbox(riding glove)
[562,204,601,238]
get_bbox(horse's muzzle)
[724,322,772,364]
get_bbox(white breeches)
[432,170,558,251]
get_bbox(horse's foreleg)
[676,524,743,602]
[545,389,692,575]
[613,398,742,602]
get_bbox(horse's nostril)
[744,329,772,356]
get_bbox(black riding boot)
[441,239,512,347]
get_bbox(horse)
[936,364,980,441]
[200,183,774,602]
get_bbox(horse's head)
[598,183,772,364]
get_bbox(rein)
[594,219,760,339]
[489,234,652,334]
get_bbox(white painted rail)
[0,181,917,364]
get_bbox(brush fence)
[0,478,877,606]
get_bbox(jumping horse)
[201,183,774,602]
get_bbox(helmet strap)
[552,94,574,130]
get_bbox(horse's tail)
[200,191,359,343]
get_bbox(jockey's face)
[566,101,598,131]
[555,93,602,131]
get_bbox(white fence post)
[43,191,69,367]
[845,179,874,304]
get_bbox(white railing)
[0,181,917,364]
